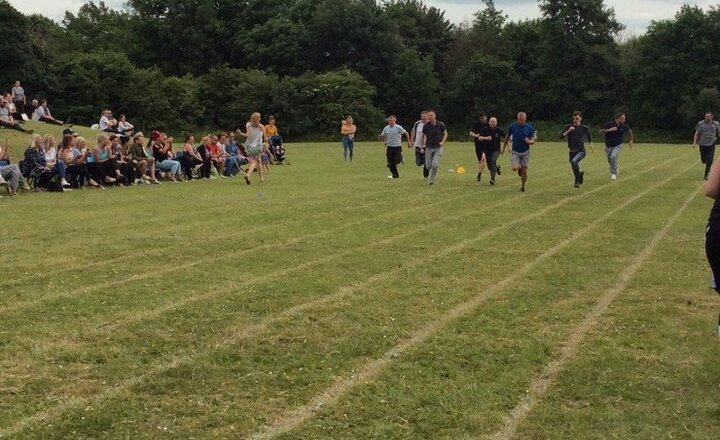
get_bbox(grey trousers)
[0,164,21,192]
[605,144,622,175]
[425,147,443,183]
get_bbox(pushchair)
[268,135,288,164]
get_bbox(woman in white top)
[236,112,268,185]
[117,114,134,136]
[43,134,70,188]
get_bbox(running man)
[599,112,634,181]
[378,115,411,179]
[503,111,535,192]
[469,112,488,182]
[692,111,720,180]
[410,111,429,179]
[421,110,448,185]
[561,111,594,188]
[474,116,504,186]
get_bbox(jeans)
[157,159,181,174]
[225,155,245,176]
[52,160,66,179]
[700,144,716,178]
[425,147,443,183]
[342,135,354,161]
[0,164,21,192]
[487,150,500,180]
[569,150,586,182]
[605,145,622,175]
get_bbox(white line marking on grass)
[483,184,702,440]
[245,163,697,440]
[0,156,670,438]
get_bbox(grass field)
[1,122,719,439]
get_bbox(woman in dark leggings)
[704,160,720,334]
[197,136,213,179]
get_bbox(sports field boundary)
[0,155,675,437]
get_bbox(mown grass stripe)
[482,183,703,440]
[245,162,696,440]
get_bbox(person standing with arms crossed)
[503,111,535,192]
[410,111,429,180]
[378,115,412,179]
[599,112,634,181]
[692,111,720,180]
[341,116,356,162]
[421,110,448,186]
[561,111,594,188]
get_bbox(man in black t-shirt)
[475,116,505,185]
[561,111,594,188]
[421,110,448,185]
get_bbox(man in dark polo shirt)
[561,111,594,188]
[469,112,488,182]
[421,110,448,185]
[475,116,505,186]
[600,112,634,181]
[693,111,720,180]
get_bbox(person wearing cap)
[130,132,159,184]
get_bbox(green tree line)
[2,0,719,140]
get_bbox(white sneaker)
[611,173,617,181]
[387,175,395,179]
[61,178,70,187]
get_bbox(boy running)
[600,112,634,181]
[561,111,594,188]
[378,115,411,179]
[411,111,429,179]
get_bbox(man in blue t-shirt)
[600,112,634,181]
[503,111,535,192]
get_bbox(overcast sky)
[7,0,718,34]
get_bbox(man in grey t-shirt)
[693,111,720,180]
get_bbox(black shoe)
[520,186,526,192]
[496,165,501,175]
[476,173,481,182]
[574,182,580,188]
[579,171,584,184]
[489,178,495,186]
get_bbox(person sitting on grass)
[117,114,134,137]
[196,136,213,179]
[130,132,159,184]
[60,134,97,188]
[43,134,70,188]
[207,134,226,177]
[236,112,268,185]
[32,99,66,126]
[93,134,125,185]
[21,134,62,190]
[179,134,203,180]
[149,130,182,182]
[0,161,22,196]
[110,134,135,184]
[99,109,119,133]
[0,97,32,133]
[224,133,247,176]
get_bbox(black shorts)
[475,144,499,162]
